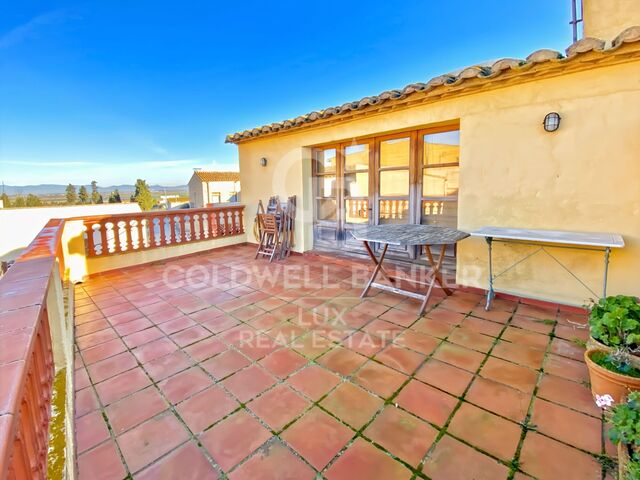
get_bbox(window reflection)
[380,170,409,196]
[421,199,458,227]
[423,131,460,165]
[317,199,337,220]
[345,199,369,223]
[380,138,410,167]
[423,166,459,197]
[315,148,337,173]
[345,144,369,171]
[317,175,337,197]
[344,172,368,197]
[379,199,409,224]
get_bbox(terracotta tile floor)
[73,244,611,479]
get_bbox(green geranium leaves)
[589,296,640,350]
[608,392,640,463]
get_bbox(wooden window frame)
[342,139,374,226]
[312,145,341,224]
[374,131,416,226]
[311,124,460,252]
[416,126,460,225]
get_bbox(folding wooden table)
[352,224,470,315]
[471,227,625,310]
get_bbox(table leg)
[361,243,389,298]
[485,237,495,311]
[362,241,396,286]
[423,245,453,295]
[602,247,611,298]
[418,245,449,315]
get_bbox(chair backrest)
[258,213,279,233]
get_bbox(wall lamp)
[260,157,268,167]
[543,112,561,132]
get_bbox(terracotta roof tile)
[192,171,240,182]
[225,26,640,144]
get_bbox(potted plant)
[586,347,640,404]
[607,392,640,479]
[586,295,640,403]
[626,461,640,480]
[588,295,640,353]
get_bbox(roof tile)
[192,171,240,182]
[225,27,640,144]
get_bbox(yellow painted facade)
[583,0,640,40]
[235,54,640,305]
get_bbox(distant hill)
[1,184,188,196]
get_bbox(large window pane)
[345,144,369,171]
[344,172,368,197]
[380,170,409,196]
[315,148,337,173]
[345,199,369,224]
[317,199,337,220]
[423,166,459,197]
[317,175,337,197]
[423,131,460,165]
[380,137,410,167]
[379,199,409,224]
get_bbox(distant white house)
[188,170,240,208]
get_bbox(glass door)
[311,126,460,262]
[419,129,460,256]
[312,147,340,249]
[342,141,373,251]
[375,132,416,258]
[312,142,374,253]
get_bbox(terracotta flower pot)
[587,336,611,352]
[584,349,640,405]
[587,336,640,357]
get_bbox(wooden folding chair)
[254,213,281,262]
[280,195,296,259]
[253,200,265,239]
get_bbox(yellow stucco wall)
[583,0,640,40]
[237,59,640,305]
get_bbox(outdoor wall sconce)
[260,157,268,167]
[543,112,561,132]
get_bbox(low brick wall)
[0,219,66,479]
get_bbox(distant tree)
[26,194,42,207]
[130,179,155,211]
[97,194,104,204]
[78,185,89,204]
[108,189,122,203]
[0,193,10,208]
[13,195,26,207]
[65,184,77,205]
[90,180,102,204]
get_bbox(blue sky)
[0,1,576,187]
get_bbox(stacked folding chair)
[254,195,296,262]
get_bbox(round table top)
[350,224,469,246]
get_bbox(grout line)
[74,248,598,479]
[412,302,517,476]
[506,307,560,479]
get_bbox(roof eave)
[225,26,640,145]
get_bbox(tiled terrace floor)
[73,245,612,480]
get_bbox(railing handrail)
[81,204,246,258]
[73,203,244,222]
